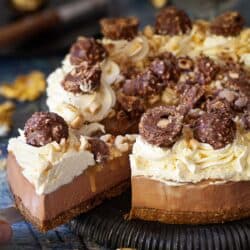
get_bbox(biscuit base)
[130,176,250,224]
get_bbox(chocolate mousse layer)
[7,153,130,232]
[130,176,250,224]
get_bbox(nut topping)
[155,6,192,35]
[193,112,236,149]
[139,106,183,147]
[70,37,107,65]
[62,64,101,94]
[177,56,194,72]
[210,11,245,37]
[24,112,69,147]
[100,17,139,40]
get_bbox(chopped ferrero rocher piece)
[117,91,145,118]
[193,112,236,149]
[195,56,219,84]
[100,17,139,41]
[122,70,166,97]
[150,52,180,84]
[210,11,245,37]
[242,112,250,130]
[62,63,101,94]
[206,97,233,116]
[139,106,183,147]
[88,138,110,163]
[24,112,69,147]
[155,6,192,35]
[70,37,107,65]
[180,84,205,111]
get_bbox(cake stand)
[69,190,250,250]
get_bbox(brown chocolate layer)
[130,176,250,224]
[7,152,130,231]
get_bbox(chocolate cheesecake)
[130,102,250,224]
[7,7,250,230]
[7,112,135,231]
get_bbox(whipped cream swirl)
[130,131,250,184]
[46,67,116,125]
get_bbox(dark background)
[0,0,250,56]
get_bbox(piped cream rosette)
[47,58,120,129]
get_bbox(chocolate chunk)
[122,70,166,97]
[117,91,145,117]
[180,84,205,111]
[210,11,245,37]
[177,56,194,72]
[70,37,107,65]
[100,17,139,40]
[155,7,192,35]
[193,112,236,149]
[150,52,180,83]
[88,138,109,163]
[196,56,219,84]
[139,106,183,147]
[206,97,233,116]
[241,112,250,130]
[62,64,101,94]
[234,96,248,111]
[224,64,250,99]
[24,112,69,147]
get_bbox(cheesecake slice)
[130,105,250,224]
[7,112,135,231]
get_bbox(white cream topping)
[62,54,74,73]
[130,132,250,185]
[46,68,116,124]
[8,131,95,195]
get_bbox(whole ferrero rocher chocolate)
[24,112,69,147]
[193,112,236,149]
[62,63,101,94]
[70,37,107,65]
[100,17,139,41]
[155,6,192,35]
[210,11,245,37]
[139,106,183,147]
